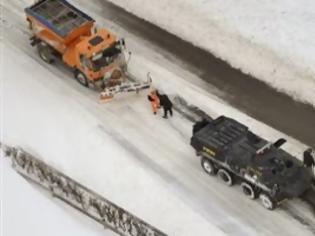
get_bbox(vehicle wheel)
[259,193,275,210]
[27,19,33,30]
[217,169,233,186]
[241,182,257,200]
[74,70,89,87]
[201,157,216,176]
[37,43,54,64]
[311,179,315,191]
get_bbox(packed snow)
[106,0,315,107]
[1,0,315,235]
[1,157,117,236]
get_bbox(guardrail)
[1,144,167,236]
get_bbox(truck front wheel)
[217,169,234,186]
[201,157,216,176]
[74,70,89,87]
[259,193,275,210]
[37,43,54,64]
[241,182,258,199]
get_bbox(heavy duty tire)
[312,179,315,191]
[27,19,33,30]
[241,182,257,200]
[201,157,216,176]
[217,169,234,186]
[74,70,89,87]
[37,43,54,64]
[259,193,275,210]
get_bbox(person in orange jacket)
[147,90,160,115]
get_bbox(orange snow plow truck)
[25,0,151,100]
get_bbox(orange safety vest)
[148,91,160,113]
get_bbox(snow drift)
[106,0,315,106]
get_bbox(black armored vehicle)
[191,116,315,210]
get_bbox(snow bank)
[106,0,315,106]
[2,159,114,236]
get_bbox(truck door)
[79,54,91,80]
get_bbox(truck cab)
[63,29,127,87]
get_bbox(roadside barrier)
[1,144,167,236]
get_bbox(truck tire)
[74,70,89,87]
[259,193,275,210]
[27,19,33,30]
[217,169,234,186]
[201,157,216,176]
[241,182,257,199]
[37,43,54,64]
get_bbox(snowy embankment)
[1,158,115,236]
[106,0,315,106]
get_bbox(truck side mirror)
[119,38,126,49]
[126,51,132,65]
[273,138,286,148]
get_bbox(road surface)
[97,0,315,147]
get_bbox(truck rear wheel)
[37,43,54,64]
[217,169,234,186]
[201,157,216,176]
[74,70,89,87]
[241,182,257,199]
[259,193,275,210]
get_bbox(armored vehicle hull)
[191,116,315,210]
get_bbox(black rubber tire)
[201,157,216,176]
[37,43,54,64]
[27,19,33,30]
[241,182,258,199]
[74,70,89,87]
[259,193,275,210]
[311,179,315,191]
[217,169,234,186]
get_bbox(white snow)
[1,157,117,236]
[1,0,315,235]
[106,0,315,107]
[1,41,227,236]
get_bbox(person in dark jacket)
[156,90,173,119]
[303,148,315,169]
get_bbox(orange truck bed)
[25,0,95,54]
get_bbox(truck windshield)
[90,42,122,72]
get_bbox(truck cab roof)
[75,29,117,58]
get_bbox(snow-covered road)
[1,0,315,235]
[97,0,315,147]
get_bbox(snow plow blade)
[100,75,152,101]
